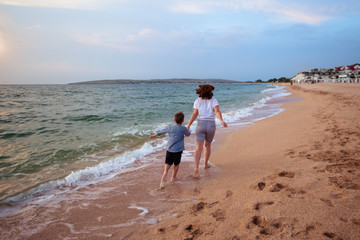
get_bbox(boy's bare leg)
[203,141,211,169]
[193,141,203,178]
[170,164,180,182]
[160,164,171,188]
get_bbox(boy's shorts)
[165,151,183,166]
[196,120,216,143]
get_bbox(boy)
[150,111,191,189]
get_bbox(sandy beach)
[140,83,360,239]
[1,83,360,240]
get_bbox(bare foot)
[159,181,165,189]
[193,172,199,179]
[204,164,211,169]
[169,177,180,182]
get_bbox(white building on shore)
[291,63,360,84]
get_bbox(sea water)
[0,83,289,206]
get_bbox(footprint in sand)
[185,224,193,231]
[248,215,283,236]
[257,182,266,191]
[286,149,296,158]
[210,209,226,221]
[191,201,207,215]
[292,225,317,238]
[320,198,334,207]
[208,201,219,208]
[278,171,295,178]
[193,187,201,195]
[323,231,342,239]
[156,227,165,234]
[269,183,286,192]
[226,190,233,198]
[254,201,274,211]
[352,219,360,226]
[184,224,202,239]
[329,176,360,190]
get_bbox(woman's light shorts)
[196,120,216,143]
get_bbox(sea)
[0,83,290,216]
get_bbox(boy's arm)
[150,127,170,139]
[184,128,191,136]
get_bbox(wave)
[1,139,167,205]
[0,131,34,139]
[219,86,289,125]
[111,123,169,138]
[63,114,116,123]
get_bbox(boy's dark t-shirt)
[156,125,191,152]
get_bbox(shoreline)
[142,83,360,239]
[0,83,278,204]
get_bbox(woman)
[186,84,227,178]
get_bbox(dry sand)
[1,83,360,240]
[140,83,360,239]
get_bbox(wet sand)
[1,83,360,239]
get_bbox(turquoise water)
[0,83,283,202]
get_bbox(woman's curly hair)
[196,84,215,99]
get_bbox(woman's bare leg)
[193,141,203,178]
[204,141,211,169]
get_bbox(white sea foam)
[188,86,290,129]
[260,85,279,93]
[129,205,149,217]
[62,140,166,185]
[261,86,290,98]
[220,96,272,125]
[1,139,167,205]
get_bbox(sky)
[0,0,359,84]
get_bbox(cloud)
[126,28,159,41]
[169,3,208,14]
[239,0,329,25]
[26,25,42,30]
[170,0,330,25]
[72,33,135,52]
[0,0,117,10]
[72,28,198,52]
[273,8,329,25]
[72,26,251,55]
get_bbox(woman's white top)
[193,97,219,121]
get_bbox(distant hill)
[69,78,243,85]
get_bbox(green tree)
[268,78,278,82]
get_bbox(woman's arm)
[214,105,227,127]
[186,108,199,130]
